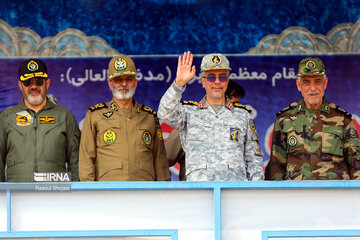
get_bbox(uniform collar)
[108,99,141,113]
[198,96,232,110]
[225,97,234,111]
[198,96,209,109]
[297,97,330,114]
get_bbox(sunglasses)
[203,75,228,83]
[22,78,46,87]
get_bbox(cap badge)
[305,60,316,70]
[114,58,127,71]
[27,60,39,72]
[211,55,221,65]
[103,129,116,144]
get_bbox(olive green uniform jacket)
[0,98,80,182]
[265,98,360,180]
[79,100,170,181]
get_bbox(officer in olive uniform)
[79,55,170,181]
[0,59,80,182]
[265,57,360,180]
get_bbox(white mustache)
[307,90,320,95]
[211,85,223,89]
[116,87,130,91]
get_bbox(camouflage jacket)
[158,82,264,181]
[265,98,360,180]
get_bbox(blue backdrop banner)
[1,55,360,168]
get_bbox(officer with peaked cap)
[79,55,170,181]
[158,51,264,181]
[0,59,80,182]
[266,57,360,180]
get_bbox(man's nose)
[214,76,221,83]
[309,83,316,91]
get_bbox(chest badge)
[290,116,297,121]
[103,129,116,144]
[16,111,33,126]
[288,135,297,147]
[143,131,152,145]
[230,128,239,142]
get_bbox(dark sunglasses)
[22,78,46,87]
[203,75,228,83]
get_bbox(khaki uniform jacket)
[0,98,80,182]
[79,99,170,181]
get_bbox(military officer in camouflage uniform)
[0,59,80,182]
[265,57,360,180]
[158,51,264,181]
[79,56,170,181]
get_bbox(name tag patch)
[39,116,55,124]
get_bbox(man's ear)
[296,78,301,92]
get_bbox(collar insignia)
[103,112,114,118]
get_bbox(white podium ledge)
[0,181,360,240]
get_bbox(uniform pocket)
[137,126,155,179]
[321,130,344,156]
[96,127,123,178]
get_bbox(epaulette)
[335,105,352,119]
[141,105,157,116]
[276,102,297,117]
[89,103,107,112]
[181,100,198,106]
[233,103,251,113]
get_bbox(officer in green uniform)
[265,57,360,180]
[79,56,170,181]
[0,59,80,182]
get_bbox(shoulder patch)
[89,103,107,112]
[181,100,198,106]
[233,103,251,113]
[141,105,157,116]
[276,102,297,117]
[335,105,352,119]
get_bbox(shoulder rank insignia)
[103,112,113,118]
[233,103,252,113]
[89,103,107,112]
[181,100,198,106]
[141,105,157,116]
[276,102,297,117]
[335,105,352,119]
